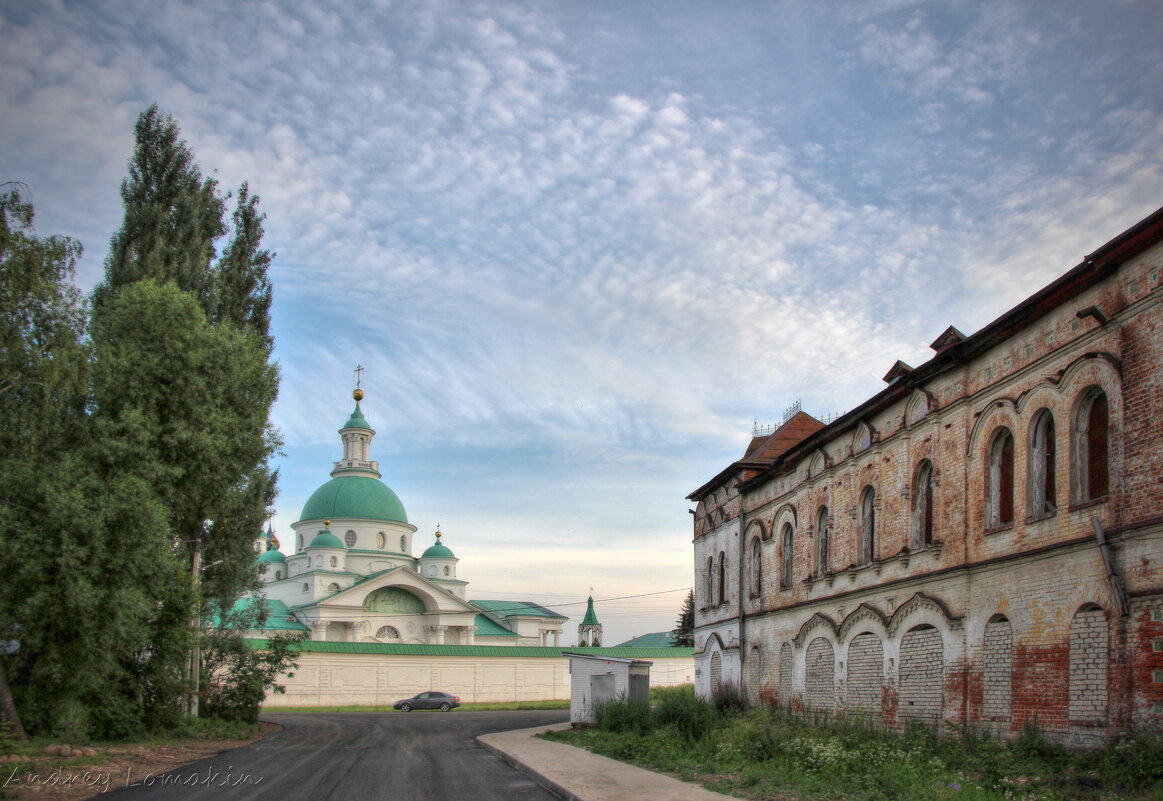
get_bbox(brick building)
[689,206,1163,745]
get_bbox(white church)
[251,388,573,647]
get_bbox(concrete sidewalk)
[476,723,732,801]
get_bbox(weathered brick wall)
[696,231,1163,742]
[846,632,884,716]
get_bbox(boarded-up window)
[860,487,876,565]
[779,642,794,706]
[1028,410,1056,516]
[816,506,830,578]
[912,460,934,548]
[710,651,722,693]
[982,616,1012,720]
[805,637,835,713]
[751,537,763,598]
[1068,606,1108,723]
[780,523,794,589]
[717,551,726,606]
[987,428,1015,528]
[899,625,943,725]
[1073,388,1110,502]
[846,632,883,717]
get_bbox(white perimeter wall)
[266,651,695,706]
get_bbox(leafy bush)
[651,685,719,742]
[711,680,748,713]
[593,695,652,735]
[200,630,305,723]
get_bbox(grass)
[543,686,1163,801]
[261,699,570,714]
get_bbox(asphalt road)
[100,710,569,801]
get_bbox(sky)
[3,0,1162,647]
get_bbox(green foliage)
[710,680,748,713]
[674,590,694,647]
[1,107,280,740]
[651,684,719,742]
[547,699,1163,801]
[200,621,305,724]
[593,695,653,735]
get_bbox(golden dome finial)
[435,525,442,540]
[353,388,364,402]
[324,519,331,528]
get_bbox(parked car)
[393,691,460,712]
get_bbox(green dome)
[258,549,286,564]
[299,476,408,523]
[342,403,371,430]
[422,540,455,559]
[309,528,345,549]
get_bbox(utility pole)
[189,538,202,718]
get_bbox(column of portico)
[429,625,447,644]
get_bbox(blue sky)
[3,0,1161,646]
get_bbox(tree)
[92,106,281,613]
[674,589,695,647]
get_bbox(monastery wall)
[263,646,695,706]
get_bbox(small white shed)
[565,652,653,725]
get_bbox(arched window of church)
[780,523,794,590]
[912,460,934,548]
[375,625,400,640]
[345,530,357,548]
[1028,409,1056,517]
[301,583,309,592]
[815,506,830,578]
[986,428,1015,528]
[1072,387,1110,503]
[297,533,303,551]
[400,535,407,552]
[704,556,714,606]
[254,541,261,554]
[717,551,726,606]
[750,537,762,598]
[327,582,340,592]
[859,487,876,565]
[443,566,451,576]
[330,556,338,568]
[275,570,282,580]
[377,531,386,549]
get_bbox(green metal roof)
[308,528,345,549]
[580,595,600,626]
[473,614,518,638]
[473,600,568,620]
[615,631,678,648]
[342,402,371,430]
[215,598,310,632]
[258,548,286,563]
[244,639,693,658]
[300,476,408,524]
[421,539,455,559]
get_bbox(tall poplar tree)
[87,107,280,726]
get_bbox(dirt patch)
[1,725,274,800]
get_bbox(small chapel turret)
[578,594,602,647]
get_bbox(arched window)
[375,625,400,640]
[717,551,726,606]
[327,582,340,592]
[329,555,338,568]
[986,428,1015,528]
[815,506,830,578]
[750,537,762,598]
[859,487,876,565]
[400,534,407,552]
[274,570,282,580]
[443,565,450,576]
[704,556,714,606]
[297,533,303,551]
[344,530,357,548]
[912,460,934,548]
[780,523,794,590]
[301,583,309,592]
[1073,388,1109,502]
[1028,409,1056,517]
[376,531,386,549]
